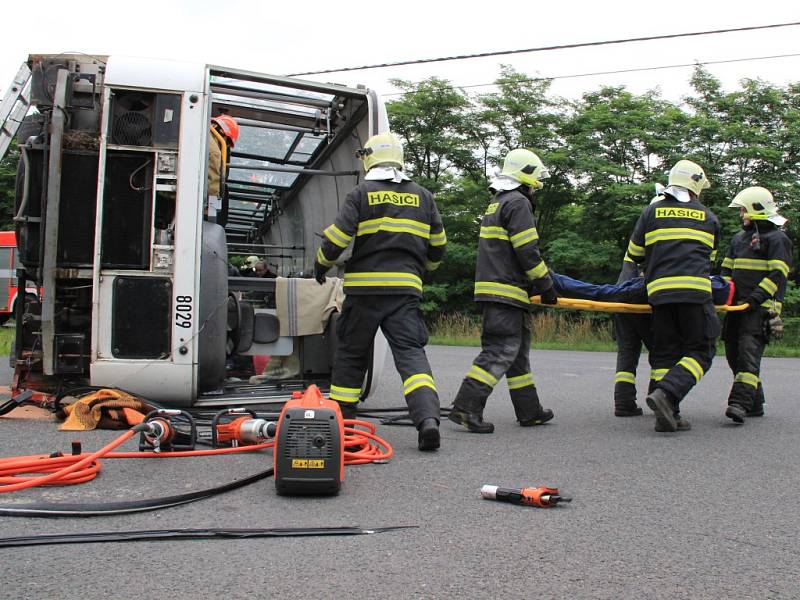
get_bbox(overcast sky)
[2,0,799,104]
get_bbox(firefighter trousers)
[613,313,653,410]
[330,294,439,426]
[723,309,769,411]
[650,302,719,407]
[452,302,545,422]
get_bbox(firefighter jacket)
[473,189,553,309]
[721,221,793,315]
[627,194,720,305]
[314,178,446,297]
[208,126,228,197]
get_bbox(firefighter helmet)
[212,115,240,144]
[500,149,550,189]
[667,160,710,197]
[729,186,787,226]
[357,133,404,171]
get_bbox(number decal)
[175,295,193,329]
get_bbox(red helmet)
[212,114,240,144]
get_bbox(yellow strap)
[529,296,749,314]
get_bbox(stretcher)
[529,296,749,314]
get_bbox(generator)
[274,385,345,496]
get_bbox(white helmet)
[729,186,787,226]
[668,160,711,197]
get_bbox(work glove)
[539,287,558,305]
[313,263,327,286]
[768,313,784,340]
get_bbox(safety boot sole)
[519,409,554,426]
[447,410,494,434]
[726,404,746,424]
[615,406,644,417]
[646,390,677,432]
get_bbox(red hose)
[0,418,393,493]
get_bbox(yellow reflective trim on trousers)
[403,373,437,395]
[507,372,535,390]
[425,260,441,271]
[479,226,509,241]
[650,368,668,381]
[758,277,778,295]
[324,224,352,248]
[644,228,714,248]
[344,272,423,291]
[467,364,498,387]
[734,372,760,388]
[474,281,530,304]
[647,276,711,295]
[721,257,734,269]
[627,240,645,258]
[614,371,636,385]
[357,217,431,239]
[510,227,539,248]
[677,356,704,383]
[329,385,361,403]
[526,261,549,280]
[430,230,447,247]
[316,247,335,267]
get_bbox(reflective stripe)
[768,259,790,277]
[721,257,734,269]
[425,259,441,271]
[474,281,530,304]
[467,364,498,387]
[507,372,535,390]
[627,240,645,258]
[324,224,352,248]
[758,277,778,295]
[710,249,717,262]
[357,217,431,239]
[526,261,549,280]
[479,226,509,241]
[316,247,335,267]
[430,230,447,247]
[647,276,711,295]
[677,356,704,383]
[734,372,760,388]
[623,253,635,263]
[650,368,668,381]
[722,275,732,282]
[403,373,436,395]
[644,228,714,248]
[344,272,423,292]
[329,385,361,403]
[762,299,782,314]
[510,227,539,248]
[733,258,769,271]
[614,371,636,385]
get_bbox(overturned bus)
[3,53,388,407]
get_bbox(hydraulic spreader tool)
[480,484,572,508]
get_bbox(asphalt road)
[1,347,798,599]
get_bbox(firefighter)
[627,159,720,432]
[208,114,239,219]
[721,186,793,423]
[313,133,446,451]
[612,253,652,416]
[448,149,557,434]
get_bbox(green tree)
[0,148,18,230]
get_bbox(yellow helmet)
[667,160,711,197]
[500,149,550,189]
[357,133,404,171]
[729,186,787,226]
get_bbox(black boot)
[646,388,677,432]
[518,407,554,426]
[337,401,358,421]
[614,382,644,417]
[725,403,746,424]
[511,389,554,427]
[447,407,494,433]
[417,418,440,451]
[655,412,691,432]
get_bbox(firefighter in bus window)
[207,115,239,220]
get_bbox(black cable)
[0,467,274,518]
[287,21,800,76]
[0,525,418,548]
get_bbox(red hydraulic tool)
[480,484,572,508]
